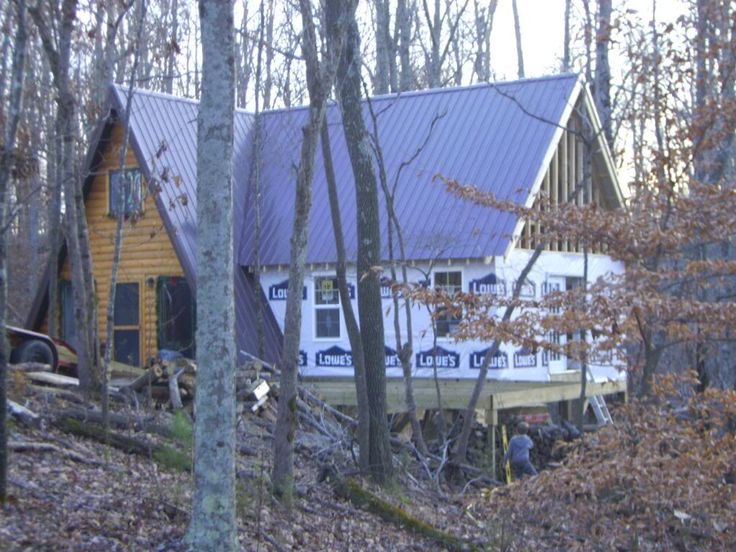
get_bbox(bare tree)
[374,0,394,94]
[0,0,27,504]
[31,0,100,393]
[420,0,471,88]
[320,120,371,471]
[595,0,613,148]
[472,0,497,82]
[272,0,335,500]
[326,0,393,483]
[396,0,415,91]
[512,0,524,78]
[563,0,572,71]
[187,0,237,547]
[101,0,147,430]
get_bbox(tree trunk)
[512,0,524,79]
[186,1,237,548]
[327,0,393,484]
[375,0,392,94]
[397,0,413,91]
[272,0,331,500]
[595,0,613,148]
[163,0,178,94]
[563,0,571,72]
[31,0,99,394]
[453,246,544,464]
[321,122,370,472]
[0,0,27,504]
[102,0,146,429]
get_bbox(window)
[109,168,143,217]
[113,282,140,366]
[315,276,340,339]
[434,270,462,338]
[59,280,76,348]
[157,276,196,358]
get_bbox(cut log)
[55,407,173,438]
[25,371,79,388]
[120,364,163,393]
[9,362,53,373]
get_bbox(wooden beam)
[303,376,625,413]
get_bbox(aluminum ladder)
[587,371,613,425]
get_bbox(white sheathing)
[259,249,624,382]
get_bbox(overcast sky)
[490,0,688,80]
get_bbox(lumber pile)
[15,355,274,414]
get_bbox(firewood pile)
[469,416,584,471]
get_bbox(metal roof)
[238,73,581,266]
[92,75,585,363]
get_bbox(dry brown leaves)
[467,375,736,551]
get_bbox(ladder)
[589,394,613,425]
[587,370,613,425]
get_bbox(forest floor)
[2,370,735,551]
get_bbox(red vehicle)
[7,326,59,370]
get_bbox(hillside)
[3,369,734,551]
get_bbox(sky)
[490,0,688,80]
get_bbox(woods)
[2,0,736,550]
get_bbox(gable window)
[434,270,462,338]
[109,168,143,217]
[113,282,140,366]
[315,276,341,339]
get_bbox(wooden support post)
[551,147,560,251]
[561,130,569,252]
[560,399,573,422]
[486,398,498,480]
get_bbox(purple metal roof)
[238,74,580,266]
[112,87,283,363]
[108,74,580,362]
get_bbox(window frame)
[432,269,463,340]
[107,167,145,218]
[313,274,342,341]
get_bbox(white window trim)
[432,268,463,342]
[312,273,343,341]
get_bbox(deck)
[302,370,627,423]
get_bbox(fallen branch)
[53,417,190,472]
[329,474,477,552]
[8,440,98,465]
[7,399,40,427]
[168,368,185,410]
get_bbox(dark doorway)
[157,276,195,359]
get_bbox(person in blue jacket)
[503,421,538,479]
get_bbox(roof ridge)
[260,72,581,116]
[112,84,254,115]
[113,73,579,117]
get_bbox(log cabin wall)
[58,121,185,366]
